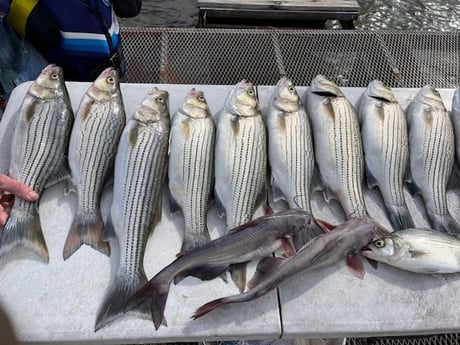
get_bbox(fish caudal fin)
[125,279,171,330]
[63,213,110,260]
[387,206,414,231]
[192,298,226,319]
[0,209,49,263]
[95,272,148,332]
[431,213,460,235]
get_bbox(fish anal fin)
[169,194,182,215]
[230,262,247,293]
[271,178,285,203]
[315,218,336,233]
[346,254,365,279]
[192,298,225,319]
[102,215,116,241]
[247,256,285,289]
[214,190,226,218]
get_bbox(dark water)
[118,0,460,31]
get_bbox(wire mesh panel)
[346,333,460,345]
[120,28,459,88]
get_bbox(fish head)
[270,76,301,113]
[453,88,460,115]
[334,217,379,255]
[367,80,398,103]
[226,79,259,117]
[414,85,446,112]
[309,75,344,98]
[181,88,211,119]
[361,235,398,265]
[29,64,66,99]
[276,209,313,237]
[134,87,170,123]
[88,67,121,102]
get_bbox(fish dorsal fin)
[346,254,365,279]
[247,256,286,289]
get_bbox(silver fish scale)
[77,102,125,214]
[13,101,67,191]
[178,119,214,233]
[270,111,314,211]
[378,103,408,207]
[226,116,266,229]
[419,110,454,215]
[330,98,367,218]
[117,126,169,281]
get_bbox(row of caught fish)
[1,63,460,332]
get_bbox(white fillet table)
[0,82,458,344]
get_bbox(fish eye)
[51,73,59,80]
[374,239,386,248]
[157,97,164,103]
[107,77,115,84]
[198,95,205,101]
[248,89,255,96]
[289,86,295,92]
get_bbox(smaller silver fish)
[192,217,378,319]
[125,209,313,330]
[362,228,460,273]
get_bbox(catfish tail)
[0,207,49,263]
[63,212,110,260]
[94,272,148,332]
[125,278,171,330]
[192,298,226,319]
[387,205,414,231]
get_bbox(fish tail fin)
[181,227,211,253]
[0,208,49,263]
[63,212,110,260]
[432,213,460,235]
[192,298,226,319]
[94,271,148,332]
[387,206,414,231]
[125,278,171,330]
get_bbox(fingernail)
[28,191,39,199]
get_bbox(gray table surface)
[0,81,458,344]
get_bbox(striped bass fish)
[0,64,74,263]
[192,217,378,319]
[362,228,460,273]
[305,75,368,219]
[214,80,267,229]
[406,86,460,234]
[214,80,267,291]
[95,88,170,331]
[168,88,215,253]
[358,80,414,230]
[64,67,126,260]
[266,76,315,213]
[451,88,460,163]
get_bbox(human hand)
[0,174,39,227]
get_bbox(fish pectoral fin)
[214,190,226,218]
[408,250,428,258]
[168,194,182,215]
[346,254,365,279]
[314,218,336,233]
[365,164,379,190]
[281,238,296,257]
[247,256,285,289]
[365,257,379,270]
